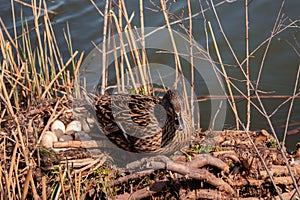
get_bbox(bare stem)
[245,0,250,131]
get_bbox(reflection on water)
[1,1,299,150]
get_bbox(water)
[1,0,299,150]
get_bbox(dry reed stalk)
[0,78,29,166]
[15,153,22,198]
[208,21,239,130]
[45,0,76,93]
[138,1,226,48]
[14,0,57,14]
[0,157,4,198]
[209,0,254,130]
[30,168,39,200]
[0,0,82,198]
[41,51,78,98]
[212,69,288,119]
[139,0,146,75]
[120,0,149,94]
[42,176,47,200]
[3,138,11,199]
[187,0,195,127]
[118,0,125,92]
[112,30,122,92]
[211,0,299,194]
[245,0,250,131]
[59,167,67,200]
[64,23,76,72]
[1,46,19,110]
[32,0,46,79]
[72,157,105,173]
[0,18,19,52]
[11,0,19,67]
[22,166,33,199]
[73,52,85,98]
[110,11,137,90]
[100,0,109,95]
[7,143,18,194]
[160,0,190,115]
[54,169,67,200]
[44,10,66,80]
[75,172,81,200]
[260,93,300,118]
[68,168,77,200]
[107,3,113,91]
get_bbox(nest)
[1,99,300,199]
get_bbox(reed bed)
[0,0,299,199]
[0,0,83,199]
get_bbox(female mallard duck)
[94,89,191,154]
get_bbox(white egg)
[51,120,65,138]
[65,120,82,135]
[41,131,58,148]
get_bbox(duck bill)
[175,114,185,131]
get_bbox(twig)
[196,94,300,100]
[53,140,100,148]
[283,65,300,144]
[255,1,285,89]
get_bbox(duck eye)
[174,118,179,125]
[174,115,180,125]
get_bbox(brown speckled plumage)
[94,90,191,154]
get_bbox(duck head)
[162,89,185,131]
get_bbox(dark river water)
[1,0,299,150]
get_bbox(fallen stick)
[53,140,99,148]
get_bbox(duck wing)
[94,94,166,143]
